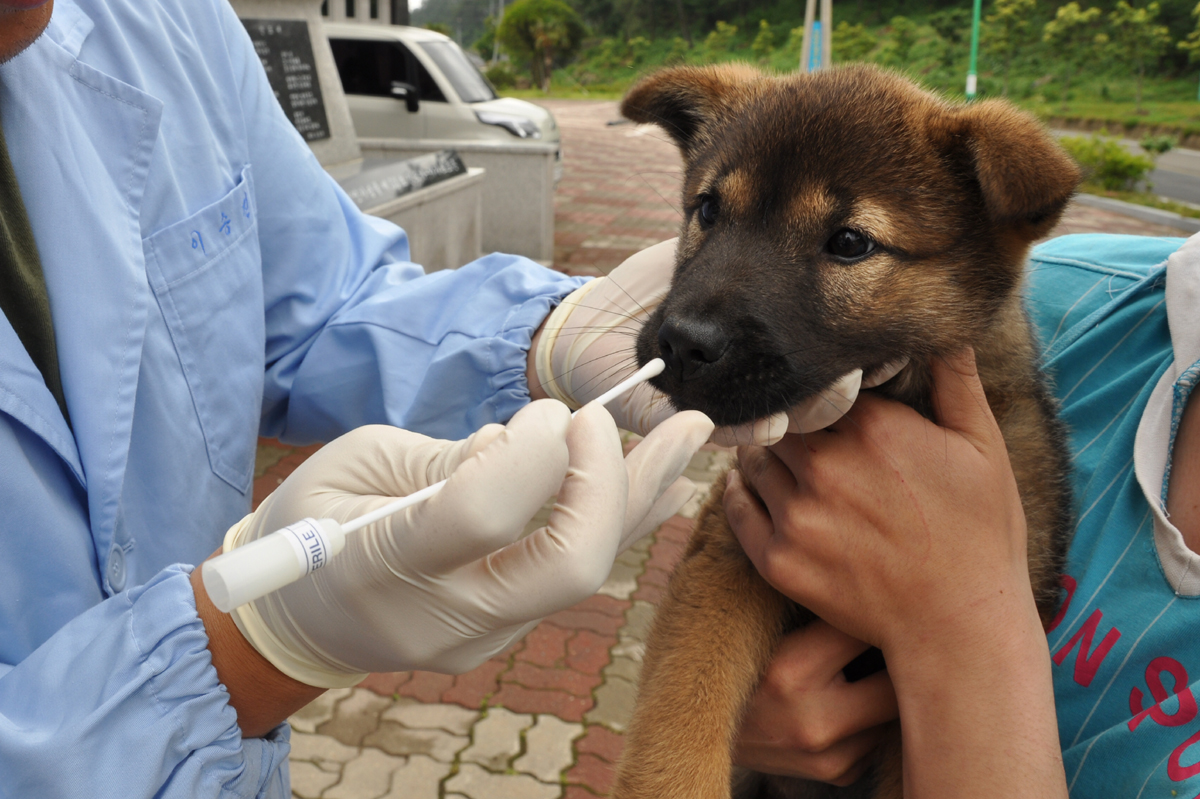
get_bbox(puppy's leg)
[613,474,791,799]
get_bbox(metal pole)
[966,0,981,99]
[800,0,816,73]
[820,0,832,69]
[492,0,503,62]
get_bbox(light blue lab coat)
[0,0,583,795]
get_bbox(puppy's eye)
[826,229,875,260]
[697,195,719,229]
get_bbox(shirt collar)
[1135,231,1200,595]
[44,0,93,60]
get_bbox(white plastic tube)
[202,358,666,613]
[204,518,344,612]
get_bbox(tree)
[751,19,775,62]
[1179,1,1200,75]
[1107,1,1171,112]
[831,21,877,63]
[929,7,971,68]
[1043,3,1108,112]
[702,20,738,61]
[882,16,919,66]
[497,0,586,91]
[983,0,1035,96]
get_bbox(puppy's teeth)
[862,357,911,388]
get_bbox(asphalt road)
[1150,145,1200,205]
[1055,129,1200,206]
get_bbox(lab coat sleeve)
[0,565,290,799]
[211,5,586,444]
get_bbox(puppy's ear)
[941,100,1081,236]
[621,64,762,156]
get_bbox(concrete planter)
[360,167,486,272]
[360,138,558,266]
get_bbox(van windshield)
[418,41,497,104]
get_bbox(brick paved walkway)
[271,100,1186,799]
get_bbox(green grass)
[1079,184,1200,219]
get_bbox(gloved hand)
[226,400,713,688]
[535,239,907,444]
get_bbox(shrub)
[664,36,690,65]
[485,62,517,89]
[1059,134,1156,191]
[1140,134,1177,156]
[703,21,738,60]
[832,21,877,63]
[751,20,775,61]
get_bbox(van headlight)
[475,111,542,139]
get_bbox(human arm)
[725,349,1067,797]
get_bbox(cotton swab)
[203,358,666,612]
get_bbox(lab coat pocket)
[143,166,264,493]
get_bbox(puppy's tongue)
[785,368,863,434]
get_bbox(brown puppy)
[611,64,1080,799]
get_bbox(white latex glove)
[535,239,679,435]
[226,400,713,688]
[537,239,908,445]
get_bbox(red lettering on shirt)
[1051,608,1121,688]
[1168,727,1200,781]
[1045,574,1077,634]
[1128,657,1197,731]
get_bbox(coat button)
[107,546,127,593]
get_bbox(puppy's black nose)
[657,316,730,381]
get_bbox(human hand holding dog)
[733,619,898,786]
[725,348,1067,797]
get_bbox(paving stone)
[567,752,617,795]
[324,747,407,799]
[380,754,451,799]
[491,683,594,722]
[290,760,341,799]
[396,671,456,704]
[563,786,597,799]
[622,600,657,642]
[504,661,602,696]
[358,672,412,698]
[445,763,562,799]
[596,551,642,600]
[516,623,572,667]
[604,648,644,684]
[317,688,392,747]
[363,720,469,762]
[382,701,479,735]
[515,716,584,782]
[565,630,613,675]
[584,675,638,732]
[461,706,532,770]
[290,731,360,765]
[575,725,625,764]
[289,688,354,734]
[443,657,509,709]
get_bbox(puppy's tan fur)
[612,64,1080,799]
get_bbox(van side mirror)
[390,81,420,113]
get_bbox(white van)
[325,23,560,150]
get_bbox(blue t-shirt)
[1027,233,1200,795]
